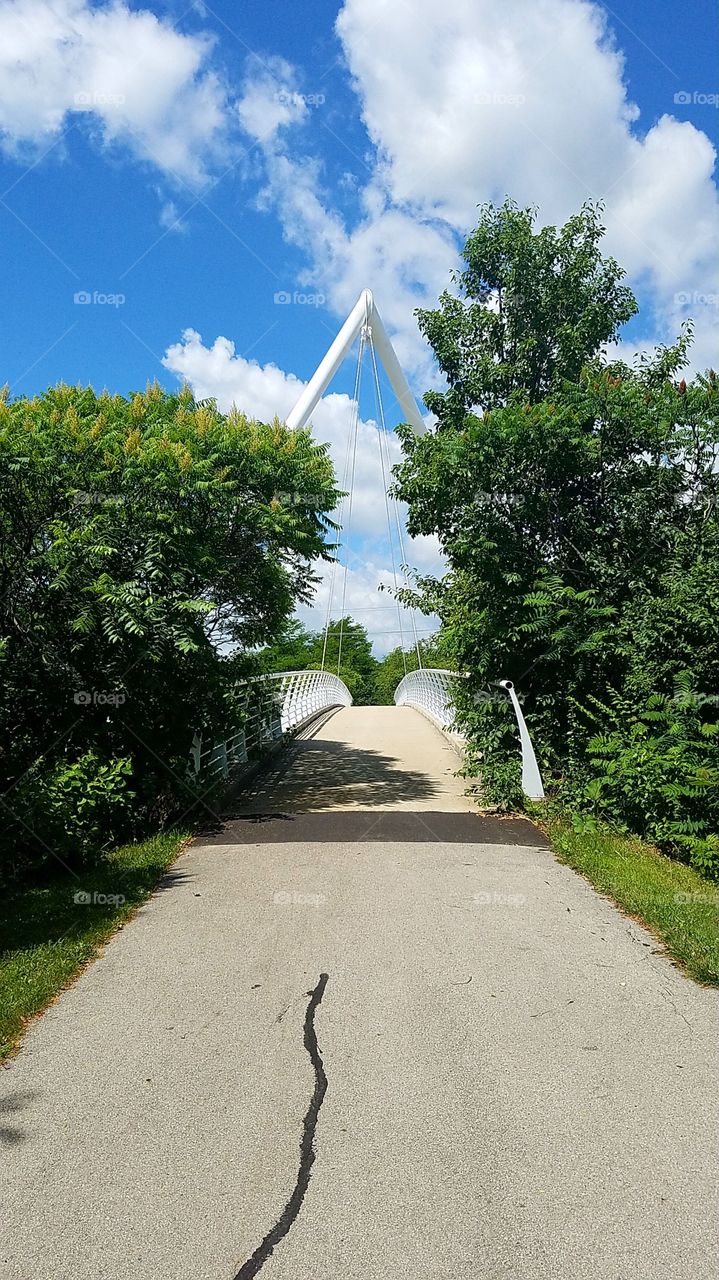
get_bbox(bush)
[7,753,134,882]
[566,686,719,877]
[0,383,339,884]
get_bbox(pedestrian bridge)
[184,288,545,816]
[190,667,545,816]
[234,705,471,815]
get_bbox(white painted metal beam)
[498,679,545,801]
[285,288,426,436]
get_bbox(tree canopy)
[418,199,638,426]
[396,200,719,875]
[0,383,339,881]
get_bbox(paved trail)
[1,707,717,1279]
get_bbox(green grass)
[0,830,189,1062]
[544,818,719,985]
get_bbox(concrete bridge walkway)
[1,705,717,1280]
[234,705,473,813]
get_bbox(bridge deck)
[235,704,474,813]
[1,707,717,1280]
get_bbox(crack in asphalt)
[232,973,329,1279]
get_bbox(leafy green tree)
[372,645,415,705]
[396,202,719,872]
[257,619,317,673]
[372,637,447,705]
[418,199,637,427]
[317,618,377,703]
[258,617,379,704]
[0,382,339,880]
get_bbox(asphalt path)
[1,707,717,1279]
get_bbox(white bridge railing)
[394,668,544,800]
[190,670,352,780]
[394,668,464,739]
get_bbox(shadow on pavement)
[0,1090,41,1145]
[227,736,443,814]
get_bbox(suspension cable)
[366,334,407,675]
[336,332,364,675]
[320,333,365,671]
[367,335,423,670]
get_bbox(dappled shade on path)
[232,706,472,814]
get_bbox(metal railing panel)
[190,670,353,781]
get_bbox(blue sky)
[0,0,717,651]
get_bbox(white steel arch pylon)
[285,289,426,436]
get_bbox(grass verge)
[543,817,719,985]
[0,830,190,1062]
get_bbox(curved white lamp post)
[497,679,545,800]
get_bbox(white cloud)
[157,197,189,233]
[334,0,719,365]
[235,0,718,375]
[163,327,304,418]
[240,143,458,387]
[335,0,635,228]
[236,57,307,143]
[162,326,445,650]
[0,0,230,181]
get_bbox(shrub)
[0,383,339,883]
[6,753,134,883]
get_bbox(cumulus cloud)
[157,197,189,233]
[0,0,230,180]
[163,326,415,539]
[236,0,719,375]
[163,327,304,418]
[162,325,443,648]
[338,0,719,362]
[239,135,457,386]
[335,0,634,227]
[236,56,308,143]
